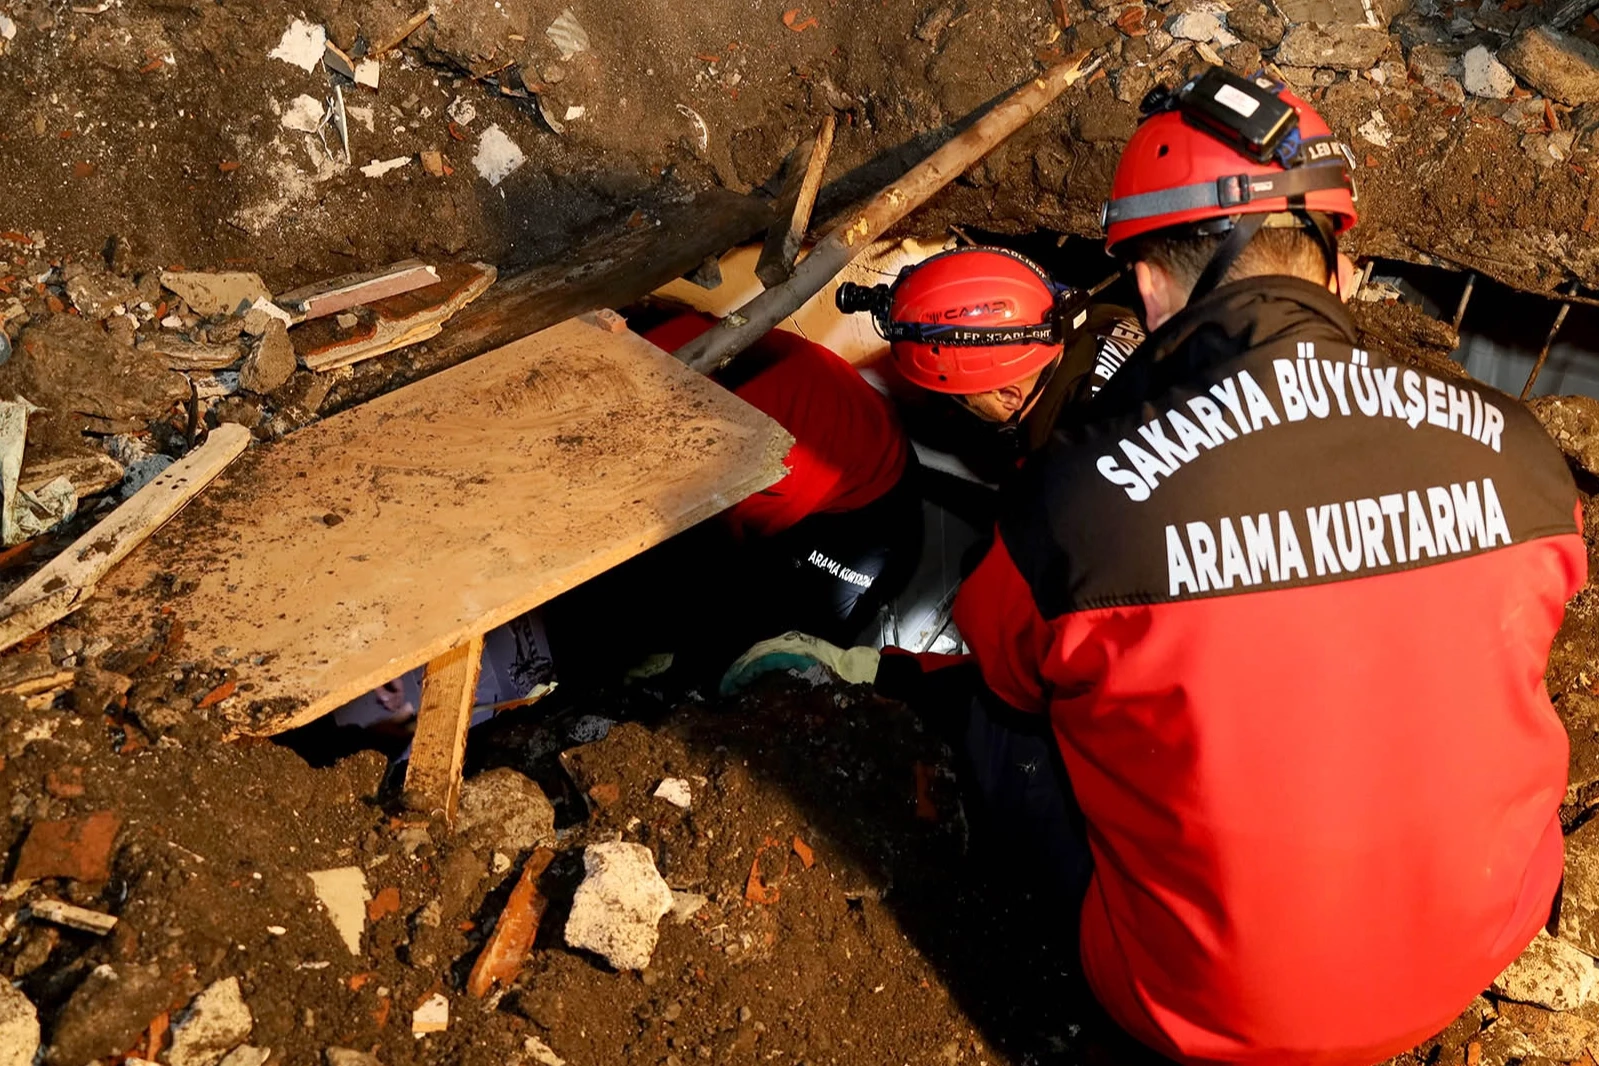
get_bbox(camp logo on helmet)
[936,299,1014,321]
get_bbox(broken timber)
[755,115,837,289]
[276,259,440,323]
[673,51,1098,376]
[0,424,250,654]
[292,261,495,371]
[403,635,484,823]
[84,316,792,738]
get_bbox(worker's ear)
[1134,260,1184,331]
[1333,252,1358,302]
[995,383,1029,412]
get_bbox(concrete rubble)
[168,977,253,1066]
[0,982,39,1066]
[454,767,556,854]
[564,841,676,971]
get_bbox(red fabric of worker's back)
[644,311,909,539]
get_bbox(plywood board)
[85,316,792,738]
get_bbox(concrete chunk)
[564,841,674,971]
[161,272,272,318]
[1500,26,1599,105]
[1462,45,1515,99]
[0,982,40,1066]
[1276,24,1391,69]
[169,977,253,1066]
[1492,931,1599,1011]
[456,768,555,854]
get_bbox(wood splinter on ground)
[467,847,557,997]
[0,423,251,655]
[276,259,440,323]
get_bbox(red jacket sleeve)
[950,529,1057,714]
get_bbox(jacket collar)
[1140,274,1359,369]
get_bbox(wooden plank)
[82,317,792,738]
[276,259,440,322]
[0,424,250,654]
[755,116,836,289]
[403,635,483,823]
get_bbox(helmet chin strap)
[1184,208,1340,307]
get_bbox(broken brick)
[587,782,620,807]
[420,150,445,177]
[467,847,555,997]
[792,836,814,869]
[45,767,85,798]
[367,885,401,922]
[196,680,236,708]
[14,810,123,882]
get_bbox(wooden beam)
[403,634,484,825]
[0,424,250,654]
[673,52,1098,377]
[755,115,837,289]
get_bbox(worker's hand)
[719,631,881,695]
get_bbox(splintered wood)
[85,316,792,738]
[403,635,484,823]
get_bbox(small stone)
[0,983,39,1066]
[1356,110,1392,147]
[169,978,253,1066]
[354,59,380,89]
[456,768,556,854]
[1560,817,1599,954]
[1227,0,1284,47]
[420,150,445,177]
[1168,10,1222,41]
[160,272,271,318]
[564,841,675,971]
[269,19,326,72]
[668,891,707,924]
[1500,26,1599,106]
[653,778,692,809]
[239,321,295,394]
[411,993,448,1035]
[1462,45,1516,99]
[522,1036,565,1066]
[1276,24,1391,70]
[218,1049,271,1066]
[325,1050,381,1066]
[1491,931,1599,1011]
[307,867,370,956]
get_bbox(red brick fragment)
[466,848,556,998]
[367,885,401,922]
[14,810,122,882]
[45,767,85,798]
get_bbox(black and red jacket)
[951,278,1585,1064]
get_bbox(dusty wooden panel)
[403,635,484,823]
[86,316,792,738]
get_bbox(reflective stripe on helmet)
[1102,161,1354,229]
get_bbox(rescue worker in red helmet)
[839,245,1146,483]
[729,68,1587,1065]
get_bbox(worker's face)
[955,367,1047,423]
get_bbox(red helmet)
[1102,69,1357,256]
[840,247,1074,395]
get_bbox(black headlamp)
[1142,67,1301,166]
[835,278,1092,348]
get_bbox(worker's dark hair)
[1129,223,1331,294]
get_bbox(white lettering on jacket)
[1097,345,1507,503]
[1165,477,1512,596]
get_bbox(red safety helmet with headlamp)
[1102,67,1358,298]
[835,246,1090,395]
